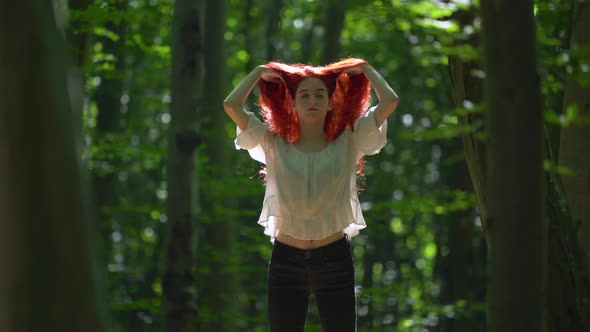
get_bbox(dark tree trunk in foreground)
[0,1,102,331]
[449,3,590,331]
[481,1,545,332]
[162,0,202,330]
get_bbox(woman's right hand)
[258,66,284,83]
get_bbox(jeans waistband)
[273,235,349,259]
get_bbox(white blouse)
[235,106,388,241]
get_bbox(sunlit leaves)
[543,159,575,176]
[390,217,405,234]
[545,103,590,126]
[407,1,455,19]
[415,18,460,32]
[69,2,126,31]
[94,26,120,41]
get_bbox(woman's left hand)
[342,63,368,76]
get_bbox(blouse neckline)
[284,129,348,155]
[290,142,331,154]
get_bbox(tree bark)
[446,4,488,234]
[199,1,238,331]
[242,0,255,72]
[162,0,202,330]
[558,0,590,270]
[481,1,545,332]
[449,2,590,331]
[445,10,487,330]
[92,0,128,270]
[441,148,481,332]
[0,1,102,331]
[65,0,92,142]
[265,0,284,61]
[546,165,590,331]
[300,2,321,64]
[320,0,347,64]
[448,55,488,233]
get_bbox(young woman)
[223,58,398,332]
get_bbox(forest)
[0,0,589,331]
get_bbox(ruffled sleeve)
[353,106,388,156]
[235,111,271,164]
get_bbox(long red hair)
[257,58,372,143]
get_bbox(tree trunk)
[65,0,92,147]
[66,0,92,70]
[440,147,481,332]
[242,0,255,72]
[481,1,545,332]
[92,0,128,270]
[320,0,347,64]
[558,0,590,270]
[447,6,488,233]
[546,165,590,331]
[265,0,284,61]
[199,1,240,330]
[361,241,375,329]
[300,2,321,64]
[446,10,487,331]
[448,56,488,233]
[162,0,202,330]
[0,1,102,331]
[449,2,590,331]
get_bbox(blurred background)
[2,0,588,331]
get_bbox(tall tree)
[265,0,284,60]
[481,1,545,332]
[320,0,347,64]
[438,147,481,332]
[199,1,239,330]
[300,1,321,64]
[447,11,488,235]
[66,0,93,145]
[558,0,590,268]
[162,0,202,330]
[449,1,590,330]
[0,1,102,331]
[92,0,128,270]
[444,7,487,332]
[550,2,590,331]
[241,0,255,72]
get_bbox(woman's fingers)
[343,65,363,76]
[260,69,284,83]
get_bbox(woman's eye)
[315,94,324,98]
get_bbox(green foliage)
[68,0,575,330]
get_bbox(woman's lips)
[307,108,319,112]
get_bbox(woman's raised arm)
[349,63,399,127]
[223,66,282,131]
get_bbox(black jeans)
[268,235,356,332]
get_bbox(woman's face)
[293,77,331,122]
